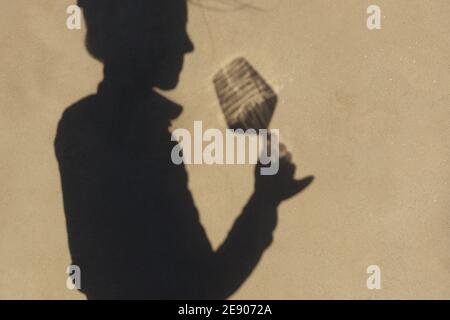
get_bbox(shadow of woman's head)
[78,0,194,90]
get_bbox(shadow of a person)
[55,0,314,299]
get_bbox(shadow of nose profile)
[54,0,312,299]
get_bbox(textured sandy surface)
[0,0,449,299]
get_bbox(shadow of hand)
[255,144,314,204]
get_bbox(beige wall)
[0,0,449,299]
